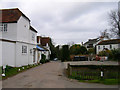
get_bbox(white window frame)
[32,33,35,41]
[22,45,27,54]
[0,23,7,32]
[30,49,33,54]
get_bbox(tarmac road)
[2,61,118,88]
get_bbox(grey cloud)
[0,1,118,45]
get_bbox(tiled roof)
[97,39,120,45]
[0,8,30,23]
[84,38,99,45]
[41,37,50,46]
[30,26,38,33]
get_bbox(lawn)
[2,64,40,80]
[68,65,119,85]
[79,79,119,85]
[69,72,119,85]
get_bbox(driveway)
[2,61,118,88]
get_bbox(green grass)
[2,64,40,80]
[69,71,119,85]
[79,79,119,85]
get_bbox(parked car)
[96,55,108,61]
[73,56,88,61]
[53,58,58,61]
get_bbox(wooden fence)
[67,64,119,80]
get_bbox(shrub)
[40,54,47,64]
[98,50,112,56]
[40,59,46,64]
[110,49,120,61]
[98,49,120,61]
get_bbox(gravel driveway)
[2,61,118,88]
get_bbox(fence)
[67,64,119,80]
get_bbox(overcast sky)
[0,0,119,45]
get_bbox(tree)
[100,29,111,39]
[108,10,120,38]
[61,45,70,62]
[79,46,87,55]
[55,45,62,60]
[70,44,81,55]
[70,44,87,55]
[88,48,95,54]
[48,38,57,60]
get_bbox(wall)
[1,23,17,41]
[28,44,36,65]
[29,30,37,45]
[16,42,29,67]
[96,44,119,54]
[0,40,2,66]
[2,41,16,67]
[17,16,30,43]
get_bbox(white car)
[54,58,58,61]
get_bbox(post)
[100,67,104,80]
[68,63,70,77]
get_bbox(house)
[96,39,120,54]
[84,36,109,50]
[37,36,51,60]
[84,38,101,50]
[0,8,38,68]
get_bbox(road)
[2,61,118,88]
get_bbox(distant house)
[0,8,38,67]
[84,36,109,50]
[96,39,120,54]
[84,38,101,50]
[37,36,51,60]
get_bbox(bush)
[98,50,112,56]
[110,49,120,61]
[40,59,46,64]
[98,49,120,61]
[40,54,49,64]
[46,60,50,62]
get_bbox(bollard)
[100,67,104,80]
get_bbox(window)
[0,23,7,32]
[98,46,100,49]
[103,46,105,49]
[110,45,112,49]
[32,33,35,41]
[22,46,27,53]
[30,49,32,54]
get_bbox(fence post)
[100,67,104,80]
[68,63,70,77]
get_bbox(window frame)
[22,45,27,54]
[0,23,8,32]
[110,45,112,49]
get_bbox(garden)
[67,64,119,85]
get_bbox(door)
[33,50,35,63]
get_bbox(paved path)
[2,61,118,88]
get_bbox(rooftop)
[97,39,120,45]
[0,8,30,23]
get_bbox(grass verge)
[79,79,119,85]
[2,64,40,80]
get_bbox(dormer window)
[32,33,35,41]
[0,23,7,32]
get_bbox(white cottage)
[37,36,51,60]
[96,39,120,54]
[0,8,38,67]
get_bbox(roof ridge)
[0,8,19,11]
[0,8,30,23]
